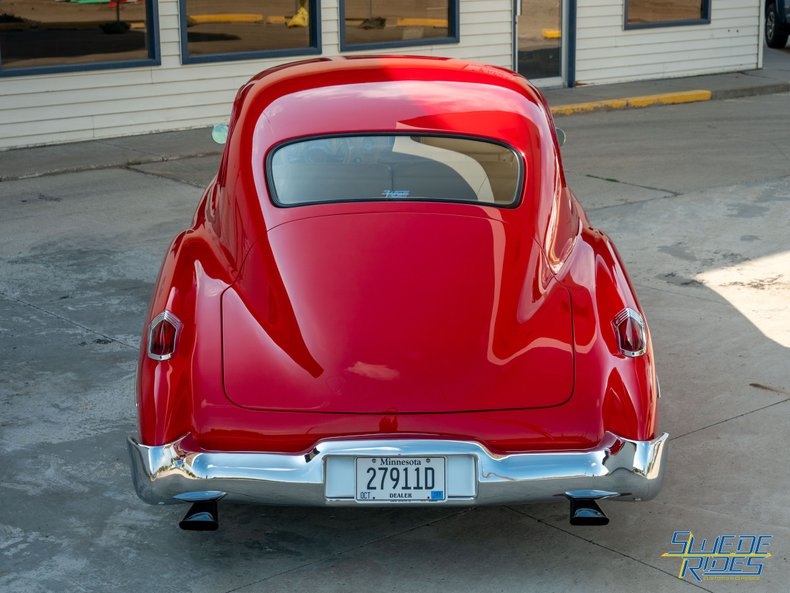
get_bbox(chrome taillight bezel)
[612,307,647,358]
[147,310,183,361]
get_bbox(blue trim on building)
[179,46,322,66]
[178,0,321,65]
[567,0,576,87]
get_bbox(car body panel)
[766,0,790,47]
[131,56,664,520]
[222,210,574,413]
[771,0,790,26]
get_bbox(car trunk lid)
[221,210,574,413]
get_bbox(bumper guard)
[128,432,668,507]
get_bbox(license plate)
[355,457,446,502]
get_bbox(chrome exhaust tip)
[179,500,219,531]
[569,498,609,526]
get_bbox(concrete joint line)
[670,397,789,443]
[0,151,222,182]
[0,291,137,350]
[504,506,715,592]
[583,174,681,198]
[710,82,790,100]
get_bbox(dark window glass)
[340,0,456,49]
[517,0,563,80]
[182,0,318,61]
[626,0,711,28]
[0,0,155,73]
[269,135,521,207]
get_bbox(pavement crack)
[586,190,686,213]
[0,291,137,350]
[504,506,716,592]
[633,282,728,305]
[767,139,790,165]
[0,152,221,183]
[670,397,788,441]
[585,173,681,196]
[123,164,208,188]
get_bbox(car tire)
[766,1,790,49]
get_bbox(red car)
[128,56,667,530]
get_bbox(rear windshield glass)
[268,135,521,207]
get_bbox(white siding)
[0,0,513,150]
[575,0,762,85]
[0,1,767,149]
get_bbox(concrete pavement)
[1,50,789,593]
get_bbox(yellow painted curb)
[551,90,712,116]
[187,14,264,26]
[396,17,448,28]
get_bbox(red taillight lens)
[612,308,646,357]
[147,311,183,361]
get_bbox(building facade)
[0,1,764,149]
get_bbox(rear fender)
[136,221,233,446]
[559,227,658,441]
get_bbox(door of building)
[516,0,564,84]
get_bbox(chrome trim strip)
[128,432,668,507]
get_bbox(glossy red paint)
[135,56,659,455]
[222,210,574,414]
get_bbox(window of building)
[625,0,711,29]
[0,0,158,75]
[339,0,458,50]
[180,0,320,63]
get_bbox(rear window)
[267,135,522,207]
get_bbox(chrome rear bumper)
[128,432,668,506]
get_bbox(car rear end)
[128,57,667,529]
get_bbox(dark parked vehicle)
[766,0,790,48]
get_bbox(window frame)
[178,0,322,65]
[265,132,524,210]
[0,0,160,78]
[338,0,459,52]
[624,0,711,30]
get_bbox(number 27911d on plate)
[355,457,446,502]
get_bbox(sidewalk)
[1,48,788,183]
